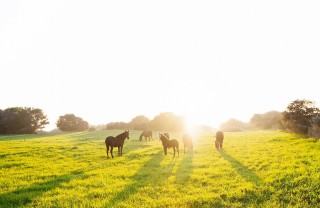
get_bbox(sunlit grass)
[1,130,320,207]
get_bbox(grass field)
[1,130,320,207]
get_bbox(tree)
[281,99,320,134]
[128,115,150,130]
[105,122,129,130]
[250,111,281,129]
[0,107,49,134]
[150,112,184,131]
[220,118,247,132]
[56,114,89,132]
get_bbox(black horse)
[139,130,153,141]
[159,133,179,158]
[182,134,193,153]
[105,130,130,158]
[215,131,224,151]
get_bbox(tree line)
[220,99,320,138]
[1,99,320,138]
[105,112,184,131]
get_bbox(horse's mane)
[160,133,170,141]
[116,131,128,139]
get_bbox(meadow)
[1,130,320,207]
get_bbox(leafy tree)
[129,115,150,130]
[150,112,184,131]
[250,111,281,129]
[281,99,320,134]
[56,114,89,132]
[0,107,49,134]
[308,116,320,138]
[220,118,247,132]
[105,122,129,130]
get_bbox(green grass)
[1,130,320,207]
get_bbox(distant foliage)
[128,115,150,130]
[56,114,89,132]
[250,111,281,129]
[0,107,49,134]
[281,99,320,135]
[149,112,184,131]
[308,116,320,139]
[220,119,248,132]
[105,122,129,130]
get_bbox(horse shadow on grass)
[104,150,177,207]
[0,170,84,207]
[220,151,262,186]
[175,153,194,185]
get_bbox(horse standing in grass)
[182,134,193,153]
[139,130,153,141]
[105,130,130,158]
[159,133,179,158]
[215,131,224,151]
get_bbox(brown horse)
[105,130,130,158]
[182,134,193,153]
[215,131,224,151]
[159,133,179,158]
[139,130,153,141]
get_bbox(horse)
[139,130,153,141]
[215,131,224,151]
[182,134,193,153]
[163,132,170,139]
[105,130,130,158]
[159,133,179,158]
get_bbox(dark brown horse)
[159,133,179,158]
[215,131,224,151]
[105,130,130,158]
[139,130,153,141]
[182,134,193,153]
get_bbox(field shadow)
[0,170,83,207]
[176,153,194,185]
[0,134,47,141]
[220,151,262,186]
[104,150,175,207]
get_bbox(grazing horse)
[215,131,224,151]
[182,134,193,153]
[105,130,130,158]
[139,130,153,141]
[159,133,179,158]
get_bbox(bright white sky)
[1,1,320,131]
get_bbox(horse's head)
[159,133,168,141]
[125,130,130,140]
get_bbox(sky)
[1,1,320,131]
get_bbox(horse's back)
[183,134,192,144]
[170,138,179,148]
[216,131,224,142]
[105,136,115,145]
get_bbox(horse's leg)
[111,146,114,158]
[220,139,223,150]
[173,147,176,158]
[106,145,109,158]
[164,147,167,155]
[177,146,179,157]
[120,146,123,156]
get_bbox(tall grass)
[1,130,320,207]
